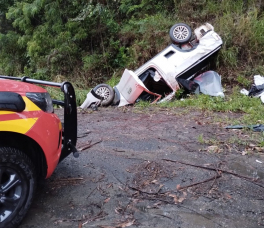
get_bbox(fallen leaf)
[104,198,111,203]
[224,193,232,199]
[241,151,248,156]
[254,147,264,152]
[207,145,219,153]
[176,184,181,190]
[153,202,162,207]
[114,207,122,214]
[107,183,113,188]
[178,192,187,203]
[169,194,178,204]
[178,197,185,203]
[118,220,135,228]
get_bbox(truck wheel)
[0,147,36,228]
[169,23,192,44]
[93,84,114,106]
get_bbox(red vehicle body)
[0,76,78,228]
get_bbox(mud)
[19,106,264,228]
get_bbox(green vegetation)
[1,0,264,84]
[158,87,264,124]
[1,0,264,125]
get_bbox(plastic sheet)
[193,71,224,97]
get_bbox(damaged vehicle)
[81,22,223,109]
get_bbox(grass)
[157,87,264,125]
[198,134,205,144]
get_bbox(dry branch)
[162,159,264,189]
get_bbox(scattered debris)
[225,124,264,132]
[168,192,187,204]
[99,220,135,228]
[241,151,248,156]
[128,161,175,195]
[207,145,220,153]
[240,75,264,103]
[80,211,107,227]
[103,197,111,203]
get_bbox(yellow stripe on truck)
[23,97,41,111]
[0,96,40,115]
[0,111,15,115]
[0,118,38,134]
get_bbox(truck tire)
[93,84,115,106]
[0,147,36,228]
[169,23,192,44]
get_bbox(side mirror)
[0,92,25,112]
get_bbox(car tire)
[93,84,115,106]
[0,147,36,228]
[169,23,192,44]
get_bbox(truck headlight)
[26,92,54,113]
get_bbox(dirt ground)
[19,106,264,228]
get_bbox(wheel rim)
[0,167,23,222]
[95,87,111,100]
[173,25,190,41]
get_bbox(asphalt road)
[19,107,264,228]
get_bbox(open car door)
[115,69,162,106]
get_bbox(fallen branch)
[178,174,221,190]
[162,159,264,189]
[81,211,106,227]
[77,131,91,138]
[57,177,84,181]
[113,148,126,152]
[86,187,97,199]
[128,185,162,195]
[78,139,102,151]
[155,213,173,220]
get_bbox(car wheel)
[0,147,36,228]
[93,84,114,106]
[169,23,192,44]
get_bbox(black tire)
[93,84,115,106]
[0,147,36,228]
[169,23,192,44]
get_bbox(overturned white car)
[81,22,223,109]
